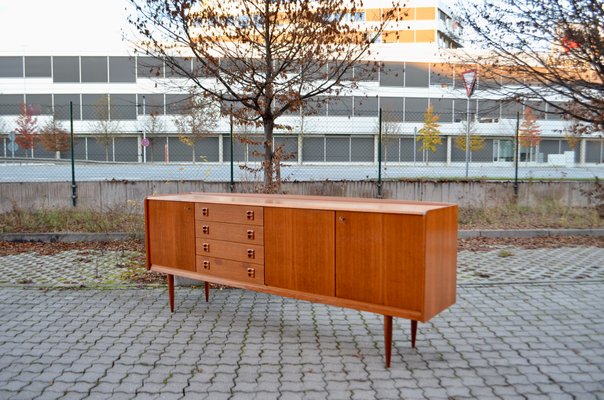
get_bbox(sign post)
[142,96,147,163]
[7,131,18,158]
[462,69,477,178]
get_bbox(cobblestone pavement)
[1,246,603,287]
[0,250,141,287]
[0,246,603,399]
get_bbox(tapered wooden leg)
[204,282,210,303]
[384,315,393,368]
[168,274,174,313]
[411,320,418,348]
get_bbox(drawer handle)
[247,230,255,240]
[201,207,209,216]
[247,268,255,278]
[203,260,210,270]
[202,225,210,234]
[246,210,254,220]
[247,249,255,259]
[202,243,210,252]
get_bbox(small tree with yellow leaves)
[417,105,442,165]
[454,119,485,162]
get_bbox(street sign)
[142,138,150,147]
[8,131,16,142]
[462,69,477,97]
[7,142,18,152]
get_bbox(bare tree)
[142,111,165,162]
[173,93,219,163]
[91,96,120,162]
[377,120,401,165]
[458,0,604,131]
[129,0,400,191]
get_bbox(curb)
[0,232,143,243]
[0,229,602,243]
[458,228,604,239]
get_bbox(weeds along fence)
[1,103,603,188]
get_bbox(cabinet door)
[335,212,424,312]
[146,200,196,272]
[265,208,335,296]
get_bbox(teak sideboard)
[145,193,458,367]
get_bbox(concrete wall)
[0,180,596,213]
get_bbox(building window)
[405,62,429,88]
[0,94,24,115]
[53,56,80,83]
[138,94,165,116]
[166,57,193,78]
[327,96,353,117]
[24,57,51,78]
[110,94,137,120]
[54,94,81,120]
[0,57,23,78]
[493,139,513,162]
[380,62,404,87]
[302,137,325,162]
[81,56,108,83]
[137,56,164,78]
[326,136,350,161]
[354,96,378,117]
[25,94,52,115]
[82,94,108,120]
[165,94,190,114]
[404,97,429,122]
[109,57,136,83]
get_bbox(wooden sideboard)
[145,193,458,367]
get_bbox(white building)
[0,0,602,166]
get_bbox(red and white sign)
[462,69,477,97]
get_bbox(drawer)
[195,220,264,245]
[196,238,264,265]
[195,203,263,226]
[196,256,264,284]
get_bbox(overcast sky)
[0,0,137,53]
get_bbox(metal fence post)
[230,108,234,193]
[70,101,78,207]
[377,108,383,199]
[514,111,520,197]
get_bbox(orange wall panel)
[365,8,382,21]
[416,29,435,43]
[399,8,415,20]
[382,31,400,43]
[398,30,415,43]
[415,7,436,20]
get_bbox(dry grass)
[0,201,601,234]
[458,202,602,230]
[0,205,144,234]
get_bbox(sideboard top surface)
[146,193,456,215]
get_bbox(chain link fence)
[1,103,603,185]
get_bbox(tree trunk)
[105,146,109,162]
[192,144,196,164]
[263,118,275,192]
[55,151,61,160]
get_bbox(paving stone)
[0,245,603,399]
